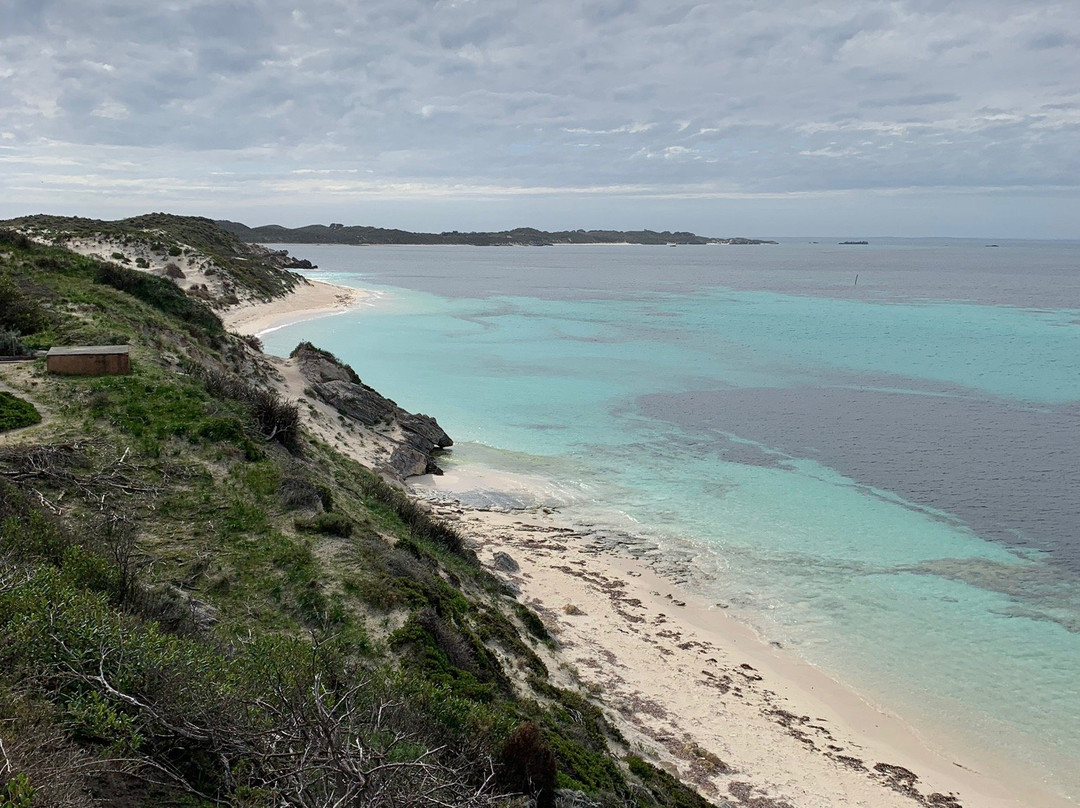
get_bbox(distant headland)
[216,220,778,247]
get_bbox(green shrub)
[0,330,27,357]
[0,392,41,432]
[1,773,35,808]
[0,480,68,563]
[626,755,716,808]
[498,722,556,808]
[359,474,472,559]
[390,609,502,703]
[0,228,31,249]
[294,511,352,537]
[194,415,248,444]
[514,602,552,643]
[0,274,47,335]
[92,261,222,335]
[192,366,301,453]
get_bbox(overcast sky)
[2,0,1078,237]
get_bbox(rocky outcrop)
[291,342,452,478]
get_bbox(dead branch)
[0,441,160,506]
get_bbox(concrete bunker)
[46,345,131,376]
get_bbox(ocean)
[261,240,1080,801]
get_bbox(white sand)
[445,504,1068,808]
[221,278,368,336]
[412,466,1070,808]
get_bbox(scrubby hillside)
[2,213,307,303]
[0,229,719,807]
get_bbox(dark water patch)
[638,386,1080,572]
[898,558,1080,634]
[710,434,795,469]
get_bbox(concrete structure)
[46,345,131,376]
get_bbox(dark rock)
[293,341,361,384]
[388,444,442,478]
[398,411,453,450]
[292,342,452,478]
[493,551,520,573]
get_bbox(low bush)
[294,511,353,538]
[193,366,301,453]
[0,274,47,335]
[0,392,41,432]
[514,602,553,643]
[498,722,557,808]
[0,228,31,249]
[626,755,716,808]
[193,415,262,459]
[92,261,222,336]
[390,609,504,703]
[0,329,28,357]
[359,473,472,559]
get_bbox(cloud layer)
[2,0,1078,234]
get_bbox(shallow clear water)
[262,241,1080,799]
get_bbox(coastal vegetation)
[0,221,719,807]
[3,213,305,301]
[0,392,40,431]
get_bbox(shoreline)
[411,465,1070,808]
[235,281,1073,808]
[220,277,371,336]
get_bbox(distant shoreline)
[219,219,778,247]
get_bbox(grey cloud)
[927,36,971,55]
[1027,31,1078,50]
[0,0,1078,233]
[844,68,907,84]
[859,93,962,108]
[582,0,641,25]
[0,0,58,36]
[184,2,275,41]
[437,15,508,50]
[734,29,785,59]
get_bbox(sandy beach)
[221,277,370,336]
[410,469,1070,808]
[232,281,1071,808]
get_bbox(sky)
[1,0,1078,238]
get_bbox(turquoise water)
[263,243,1080,800]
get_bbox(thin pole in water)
[854,274,859,287]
